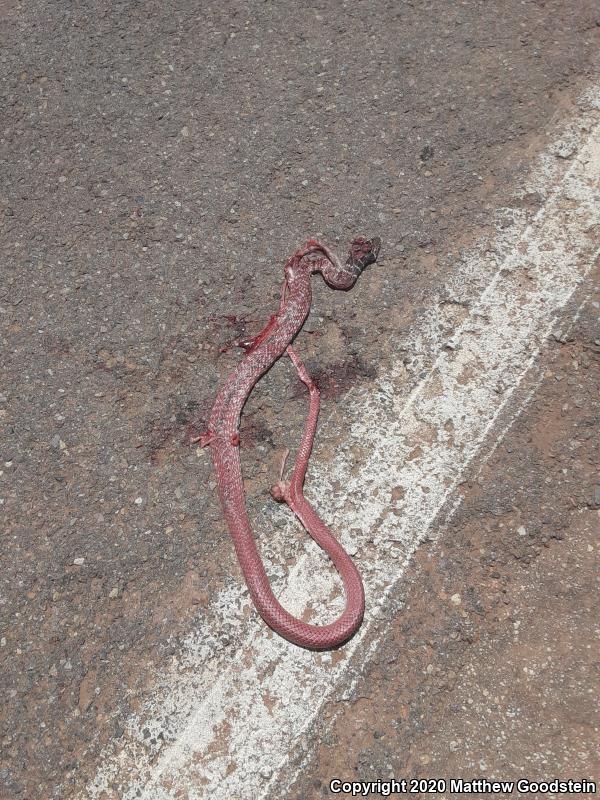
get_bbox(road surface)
[1,2,599,798]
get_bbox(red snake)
[197,236,381,649]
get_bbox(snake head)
[347,236,381,273]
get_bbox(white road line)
[82,88,600,800]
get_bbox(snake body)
[200,236,381,649]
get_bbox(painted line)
[82,88,600,800]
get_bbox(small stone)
[419,754,431,765]
[592,486,600,507]
[134,496,143,505]
[551,140,576,159]
[450,593,461,605]
[517,525,527,536]
[180,125,190,137]
[50,434,61,451]
[108,587,119,599]
[73,557,85,566]
[4,207,14,216]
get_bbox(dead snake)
[198,236,381,649]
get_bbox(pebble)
[134,496,143,505]
[551,140,576,159]
[108,587,119,599]
[450,593,461,605]
[73,557,85,566]
[592,486,600,507]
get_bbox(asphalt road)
[1,2,599,798]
